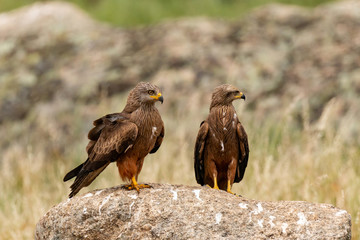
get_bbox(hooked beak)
[158,95,164,104]
[235,92,246,101]
[151,93,164,104]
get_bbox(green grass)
[0,0,338,27]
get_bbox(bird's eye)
[147,90,155,95]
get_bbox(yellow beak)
[235,92,246,100]
[150,93,164,103]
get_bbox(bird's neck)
[209,105,238,129]
[210,103,234,113]
[132,104,160,135]
[210,99,233,109]
[123,102,155,114]
[123,102,139,114]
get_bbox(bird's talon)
[123,182,151,192]
[122,184,132,190]
[138,184,151,189]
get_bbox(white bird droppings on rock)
[336,210,347,216]
[95,190,104,196]
[170,190,178,200]
[129,201,135,215]
[98,195,111,215]
[215,213,222,224]
[297,212,308,226]
[249,203,264,223]
[192,189,202,201]
[269,216,276,227]
[282,223,288,234]
[82,193,93,198]
[62,198,71,206]
[255,203,263,214]
[239,203,248,209]
[128,194,138,199]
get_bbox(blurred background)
[0,0,338,27]
[1,0,359,238]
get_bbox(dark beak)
[241,94,246,101]
[158,95,164,104]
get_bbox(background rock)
[1,0,360,153]
[1,0,360,156]
[35,184,351,240]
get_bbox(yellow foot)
[227,189,236,195]
[122,184,133,190]
[213,176,220,190]
[123,177,151,192]
[138,184,151,189]
[226,180,236,195]
[206,184,219,190]
[123,183,151,192]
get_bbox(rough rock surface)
[35,184,351,239]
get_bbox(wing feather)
[194,121,209,186]
[92,119,138,155]
[234,122,250,183]
[150,124,165,154]
[64,114,138,197]
[80,119,138,173]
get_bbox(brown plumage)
[194,84,249,194]
[64,82,164,197]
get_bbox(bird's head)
[127,82,164,107]
[210,84,245,108]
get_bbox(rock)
[35,184,351,239]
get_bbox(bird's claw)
[227,190,236,195]
[205,184,220,190]
[123,183,151,192]
[138,183,151,189]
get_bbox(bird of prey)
[63,82,164,198]
[194,84,249,194]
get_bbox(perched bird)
[63,82,164,198]
[194,84,249,194]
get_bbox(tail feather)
[63,162,86,182]
[69,174,88,198]
[68,162,110,198]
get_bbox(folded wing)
[63,113,138,197]
[150,124,164,154]
[194,121,209,186]
[234,122,250,183]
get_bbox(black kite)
[194,84,249,194]
[64,82,164,197]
